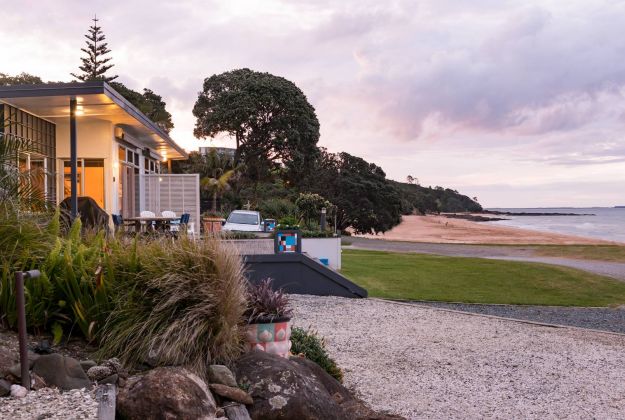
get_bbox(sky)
[1,0,625,207]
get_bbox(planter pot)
[202,217,224,234]
[246,318,292,358]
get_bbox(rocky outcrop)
[31,354,91,390]
[234,350,400,420]
[116,367,217,420]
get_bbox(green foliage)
[71,17,118,82]
[342,249,625,306]
[0,72,44,86]
[109,82,174,133]
[290,327,343,382]
[257,198,297,221]
[306,150,402,234]
[276,216,300,230]
[295,193,331,225]
[391,181,482,214]
[193,68,320,182]
[97,237,247,375]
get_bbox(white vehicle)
[222,210,264,232]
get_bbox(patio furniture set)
[112,211,194,237]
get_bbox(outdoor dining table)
[124,216,180,233]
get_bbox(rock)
[8,363,22,378]
[87,365,114,381]
[0,348,14,378]
[209,383,253,405]
[80,360,97,371]
[0,378,11,396]
[234,350,395,420]
[32,353,92,390]
[10,384,28,398]
[27,351,40,369]
[32,340,53,354]
[208,364,238,387]
[216,407,225,417]
[31,373,47,390]
[116,367,217,419]
[224,403,252,420]
[99,374,118,385]
[102,358,122,373]
[118,376,127,388]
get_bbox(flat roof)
[0,81,187,160]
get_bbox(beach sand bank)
[357,215,613,245]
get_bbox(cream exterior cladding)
[0,81,188,218]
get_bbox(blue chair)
[112,214,124,231]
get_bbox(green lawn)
[341,249,625,306]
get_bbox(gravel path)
[348,237,625,281]
[414,301,625,333]
[291,294,625,419]
[0,388,97,419]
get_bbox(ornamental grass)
[97,236,248,378]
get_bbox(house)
[0,81,200,230]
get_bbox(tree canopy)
[192,69,320,181]
[109,82,174,133]
[71,17,118,82]
[0,73,44,86]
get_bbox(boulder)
[80,360,97,371]
[10,384,28,398]
[99,374,119,385]
[234,350,402,420]
[116,367,217,420]
[0,378,11,397]
[32,353,91,390]
[208,364,238,387]
[224,403,252,420]
[87,365,114,381]
[209,383,253,405]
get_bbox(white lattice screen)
[144,174,200,233]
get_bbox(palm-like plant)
[201,169,236,213]
[0,131,46,208]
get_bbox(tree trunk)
[212,191,218,213]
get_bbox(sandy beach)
[358,215,613,245]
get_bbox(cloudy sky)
[2,0,625,207]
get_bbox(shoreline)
[357,215,618,245]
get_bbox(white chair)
[162,210,180,232]
[140,210,156,231]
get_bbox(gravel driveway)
[291,294,625,419]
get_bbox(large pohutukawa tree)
[192,69,320,184]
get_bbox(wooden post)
[96,383,117,420]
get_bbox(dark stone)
[80,360,97,371]
[99,374,118,385]
[32,353,92,390]
[8,363,21,379]
[116,367,216,420]
[0,379,11,397]
[208,364,238,387]
[209,383,253,405]
[32,340,53,354]
[234,351,403,420]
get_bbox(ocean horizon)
[486,207,625,244]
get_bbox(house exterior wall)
[55,119,117,215]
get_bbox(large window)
[1,104,57,201]
[63,159,105,209]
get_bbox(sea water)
[486,207,625,244]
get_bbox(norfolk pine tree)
[71,16,118,82]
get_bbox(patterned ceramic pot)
[246,319,292,358]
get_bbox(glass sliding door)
[63,159,105,209]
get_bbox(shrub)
[257,198,297,221]
[290,327,343,382]
[276,215,300,230]
[97,237,247,377]
[245,278,293,324]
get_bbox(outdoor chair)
[177,213,196,239]
[140,210,156,231]
[161,210,180,233]
[112,214,124,232]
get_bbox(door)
[62,159,105,209]
[119,164,136,218]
